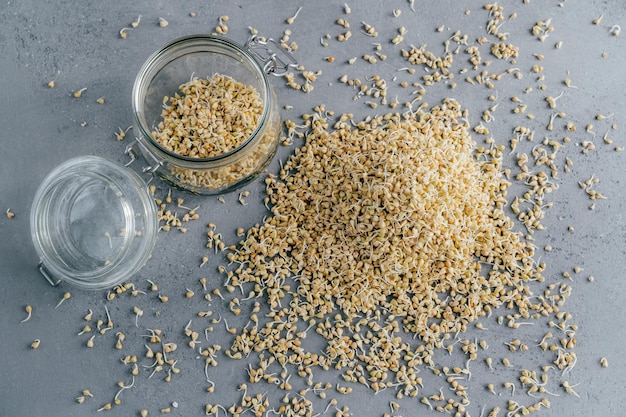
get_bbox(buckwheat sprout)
[286,6,302,24]
[114,376,135,402]
[131,287,145,296]
[78,389,93,399]
[183,319,194,337]
[73,88,87,98]
[564,74,578,89]
[223,318,238,335]
[97,403,112,412]
[86,335,96,348]
[147,364,162,379]
[503,381,515,395]
[203,358,216,384]
[55,292,71,308]
[238,191,248,206]
[78,325,91,335]
[546,112,560,131]
[133,306,143,327]
[420,396,433,410]
[119,27,132,39]
[131,15,141,28]
[611,25,621,36]
[21,305,33,323]
[146,279,158,292]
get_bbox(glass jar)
[129,35,294,195]
[30,156,158,290]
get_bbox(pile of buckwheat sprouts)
[228,99,536,333]
[215,99,557,415]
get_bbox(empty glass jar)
[30,156,158,290]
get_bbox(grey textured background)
[1,0,625,416]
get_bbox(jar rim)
[132,34,272,163]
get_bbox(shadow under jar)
[130,35,289,195]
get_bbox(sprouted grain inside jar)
[151,74,264,158]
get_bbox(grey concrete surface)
[1,0,625,416]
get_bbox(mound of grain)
[227,99,539,346]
